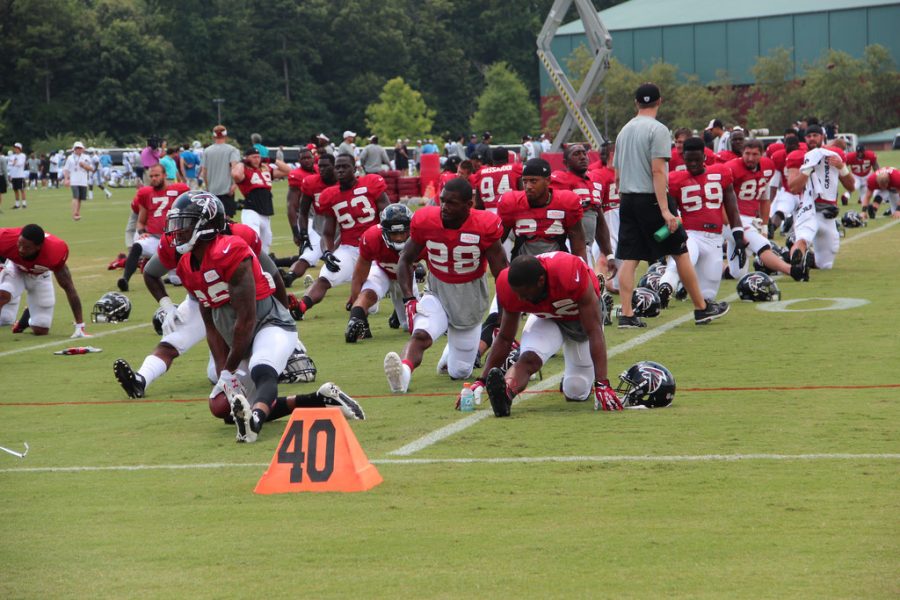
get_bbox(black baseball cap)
[805,124,824,135]
[523,158,551,178]
[244,146,260,156]
[635,82,661,104]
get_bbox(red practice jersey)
[176,235,274,308]
[315,174,386,247]
[134,183,189,235]
[0,228,68,275]
[236,165,273,197]
[473,163,523,211]
[866,167,900,192]
[158,223,261,271]
[726,157,776,217]
[847,150,878,177]
[410,206,502,284]
[287,166,317,190]
[590,166,619,211]
[359,224,425,280]
[670,147,717,172]
[549,169,604,211]
[715,149,739,164]
[435,171,458,203]
[765,142,784,159]
[667,164,733,234]
[496,251,600,321]
[498,189,582,244]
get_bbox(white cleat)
[384,352,405,393]
[436,344,450,375]
[318,382,365,420]
[230,394,257,443]
[302,274,314,290]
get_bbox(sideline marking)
[0,322,150,359]
[2,453,898,474]
[757,297,869,313]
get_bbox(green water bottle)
[653,224,672,242]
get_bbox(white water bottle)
[459,383,475,412]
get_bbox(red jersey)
[770,150,794,192]
[474,163,523,211]
[359,224,425,280]
[667,164,733,234]
[846,150,878,177]
[866,168,900,192]
[549,169,604,210]
[315,174,386,247]
[670,147,717,172]
[134,183,189,235]
[765,142,784,159]
[176,235,274,308]
[591,166,619,211]
[236,165,273,196]
[435,171,457,203]
[786,146,846,170]
[726,157,776,217]
[158,223,262,271]
[410,206,502,284]
[0,228,68,275]
[496,251,600,321]
[497,189,582,243]
[715,150,739,164]
[287,166,317,189]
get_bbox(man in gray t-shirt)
[200,125,241,216]
[613,82,728,329]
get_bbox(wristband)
[159,296,175,311]
[291,224,301,238]
[402,296,416,303]
[606,253,615,261]
[839,165,850,177]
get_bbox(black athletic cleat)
[866,204,877,220]
[117,277,128,292]
[790,248,809,282]
[657,283,672,309]
[486,367,512,417]
[617,315,646,329]
[345,316,367,343]
[694,300,730,325]
[279,269,297,288]
[114,358,146,399]
[388,310,400,329]
[11,308,31,333]
[318,382,365,420]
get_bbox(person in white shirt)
[61,142,95,220]
[49,151,62,189]
[8,143,27,209]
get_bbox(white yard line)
[1,453,897,474]
[0,322,149,358]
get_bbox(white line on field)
[1,453,897,474]
[389,293,737,456]
[0,322,150,358]
[842,218,899,244]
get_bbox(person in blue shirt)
[251,133,269,159]
[179,146,200,189]
[421,139,439,154]
[159,147,178,181]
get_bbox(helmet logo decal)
[640,365,667,394]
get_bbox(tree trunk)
[282,35,290,102]
[45,73,51,103]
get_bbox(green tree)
[470,62,540,142]
[365,77,434,141]
[747,48,805,133]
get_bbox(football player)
[232,146,291,254]
[842,144,879,206]
[862,167,900,219]
[117,164,189,291]
[345,204,424,342]
[474,252,621,417]
[715,129,745,164]
[288,153,337,283]
[767,134,803,239]
[291,153,389,318]
[786,124,855,271]
[384,177,507,393]
[724,139,801,280]
[668,128,717,173]
[589,143,623,291]
[658,137,745,304]
[0,224,89,337]
[473,146,524,214]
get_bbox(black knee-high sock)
[265,392,326,422]
[350,306,367,321]
[122,244,143,281]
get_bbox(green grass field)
[1,155,899,599]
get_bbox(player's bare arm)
[577,286,608,381]
[223,258,257,373]
[787,167,807,195]
[272,160,291,178]
[480,308,520,377]
[485,240,509,279]
[566,219,588,263]
[286,185,302,242]
[231,162,245,184]
[53,264,85,325]
[397,237,425,300]
[199,302,228,375]
[375,191,390,216]
[136,206,149,236]
[829,155,856,191]
[653,157,677,231]
[142,255,169,302]
[348,256,373,306]
[257,252,288,308]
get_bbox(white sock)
[138,355,168,388]
[400,363,412,392]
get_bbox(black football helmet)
[152,306,167,335]
[380,203,412,252]
[737,272,781,302]
[91,292,132,323]
[166,191,225,253]
[638,271,662,292]
[601,291,614,326]
[616,361,675,408]
[647,261,666,277]
[632,287,661,318]
[841,210,865,228]
[279,346,317,383]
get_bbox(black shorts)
[616,192,688,262]
[72,185,87,201]
[218,193,237,217]
[0,177,7,193]
[12,177,25,191]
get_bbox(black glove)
[293,226,312,252]
[322,250,341,273]
[731,230,747,269]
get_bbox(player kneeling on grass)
[470,252,621,417]
[345,204,425,342]
[167,192,363,443]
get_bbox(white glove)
[159,297,183,335]
[210,369,246,402]
[70,323,91,338]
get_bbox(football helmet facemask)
[841,211,865,228]
[616,361,675,408]
[279,347,317,383]
[380,203,413,252]
[91,292,132,323]
[737,272,781,302]
[166,191,225,254]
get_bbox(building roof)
[558,0,899,33]
[858,127,900,144]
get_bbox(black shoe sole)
[694,303,730,325]
[486,369,511,417]
[117,278,128,292]
[113,359,144,399]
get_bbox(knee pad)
[250,364,279,404]
[562,374,593,402]
[447,360,474,381]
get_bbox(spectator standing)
[466,134,478,158]
[0,145,7,208]
[338,131,357,157]
[275,145,285,163]
[359,136,391,174]
[475,132,491,159]
[39,153,50,189]
[454,135,467,160]
[200,125,241,217]
[159,147,178,181]
[62,141,94,220]
[316,133,335,156]
[9,143,27,208]
[540,134,551,153]
[251,133,269,160]
[179,144,200,189]
[27,153,40,190]
[393,139,409,173]
[613,83,728,328]
[140,139,163,184]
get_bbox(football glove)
[730,230,747,269]
[593,379,623,411]
[70,322,91,338]
[322,250,341,273]
[158,297,183,336]
[455,378,485,409]
[404,297,418,330]
[294,227,312,252]
[287,294,304,320]
[210,369,246,402]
